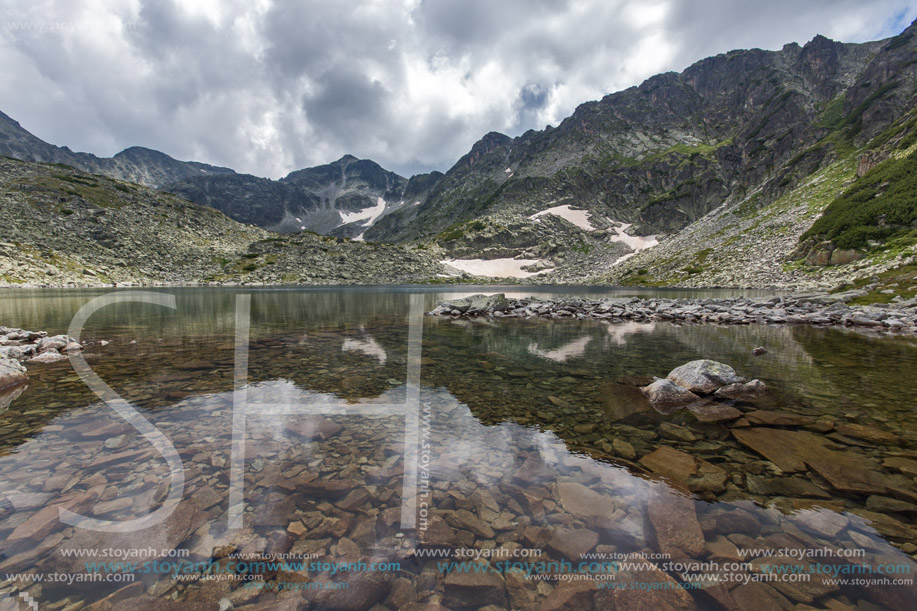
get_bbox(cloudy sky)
[1,0,916,178]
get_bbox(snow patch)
[608,222,658,251]
[442,258,554,279]
[608,222,658,265]
[529,205,596,231]
[339,197,387,227]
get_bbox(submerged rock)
[647,488,705,559]
[639,445,727,493]
[714,379,767,400]
[641,378,701,410]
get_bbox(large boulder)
[0,355,27,390]
[641,378,701,410]
[666,359,745,394]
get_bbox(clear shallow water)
[0,287,915,610]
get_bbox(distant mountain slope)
[0,111,435,237]
[366,32,900,243]
[0,111,235,188]
[2,20,917,291]
[0,157,447,287]
[166,155,441,236]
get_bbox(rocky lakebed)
[0,287,915,610]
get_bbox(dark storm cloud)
[1,0,915,179]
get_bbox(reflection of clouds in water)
[342,332,388,364]
[527,336,592,362]
[603,320,656,346]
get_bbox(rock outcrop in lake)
[427,293,917,334]
[641,359,766,411]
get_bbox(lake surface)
[1,286,915,610]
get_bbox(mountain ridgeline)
[2,20,917,290]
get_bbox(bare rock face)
[0,355,27,390]
[666,359,745,395]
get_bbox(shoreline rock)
[426,293,917,334]
[0,326,92,397]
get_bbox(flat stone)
[8,489,101,540]
[745,410,815,427]
[639,445,727,493]
[555,481,614,520]
[745,474,831,498]
[450,508,495,538]
[733,427,891,493]
[731,428,812,472]
[749,557,840,603]
[688,402,743,423]
[513,454,554,484]
[190,486,222,511]
[850,510,915,539]
[594,555,695,610]
[883,457,917,475]
[866,495,917,513]
[647,488,705,559]
[612,438,636,459]
[419,516,458,549]
[308,569,393,610]
[804,450,891,494]
[539,580,596,611]
[443,560,506,607]
[546,527,599,561]
[730,582,793,611]
[706,535,743,561]
[659,422,698,442]
[335,487,372,511]
[834,423,902,445]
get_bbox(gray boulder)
[0,355,28,390]
[714,379,767,400]
[28,350,68,364]
[37,335,71,353]
[642,379,701,411]
[666,359,745,395]
[0,345,25,360]
[437,294,509,315]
